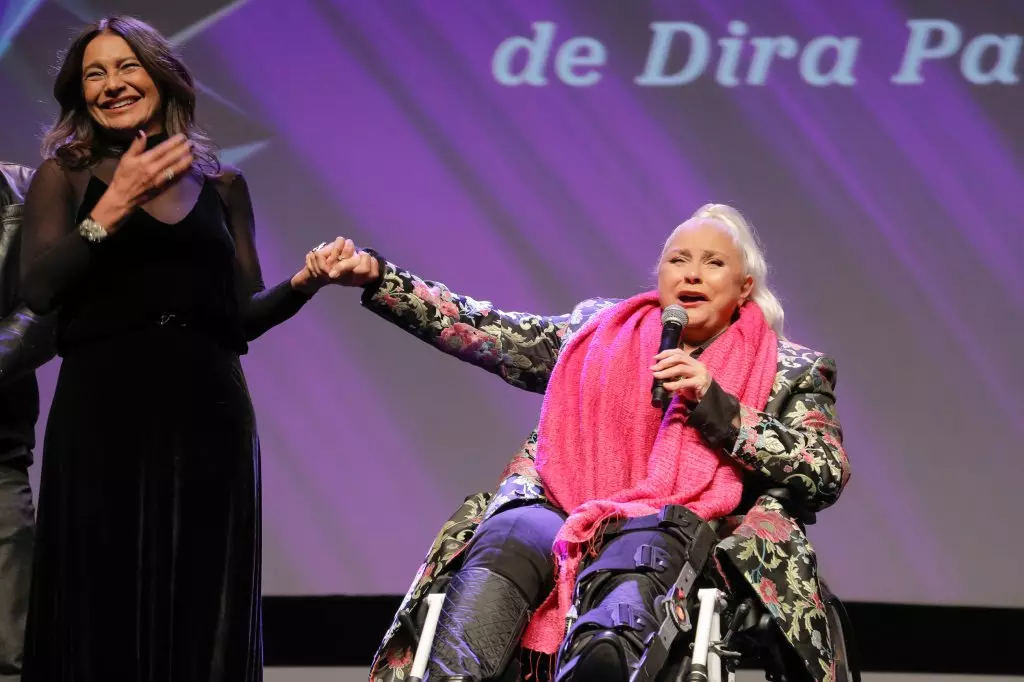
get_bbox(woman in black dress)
[19,16,335,681]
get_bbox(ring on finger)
[165,169,175,182]
[312,241,328,252]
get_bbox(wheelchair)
[406,488,860,682]
[640,567,860,682]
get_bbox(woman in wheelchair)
[317,204,852,682]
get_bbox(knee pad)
[553,536,683,682]
[552,505,718,682]
[554,593,663,682]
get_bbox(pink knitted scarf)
[520,291,778,654]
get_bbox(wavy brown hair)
[41,15,220,175]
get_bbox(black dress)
[18,135,310,681]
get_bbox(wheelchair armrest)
[763,487,817,526]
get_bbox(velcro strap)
[613,603,636,629]
[575,538,671,590]
[616,513,663,535]
[634,544,670,572]
[657,504,707,540]
[612,505,716,544]
[568,601,661,635]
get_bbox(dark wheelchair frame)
[406,488,860,682]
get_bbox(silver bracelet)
[78,216,109,243]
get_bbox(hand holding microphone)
[650,304,713,408]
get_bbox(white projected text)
[491,20,1022,88]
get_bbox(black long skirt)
[22,327,263,681]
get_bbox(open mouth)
[101,96,140,111]
[678,292,709,305]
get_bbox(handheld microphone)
[651,304,689,409]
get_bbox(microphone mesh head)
[661,304,689,327]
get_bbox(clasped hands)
[292,236,379,293]
[651,349,713,405]
[289,238,712,405]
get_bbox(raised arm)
[688,353,850,511]
[360,259,570,393]
[217,169,315,341]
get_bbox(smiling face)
[657,220,754,344]
[81,32,162,135]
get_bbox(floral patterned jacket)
[361,260,851,682]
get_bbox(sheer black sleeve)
[218,168,311,341]
[19,160,93,314]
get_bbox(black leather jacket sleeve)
[0,161,57,384]
[0,304,56,387]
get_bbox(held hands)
[651,349,713,405]
[291,236,380,293]
[91,132,194,232]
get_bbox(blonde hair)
[661,203,785,336]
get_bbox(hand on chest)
[86,172,234,259]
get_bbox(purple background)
[2,0,1022,607]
